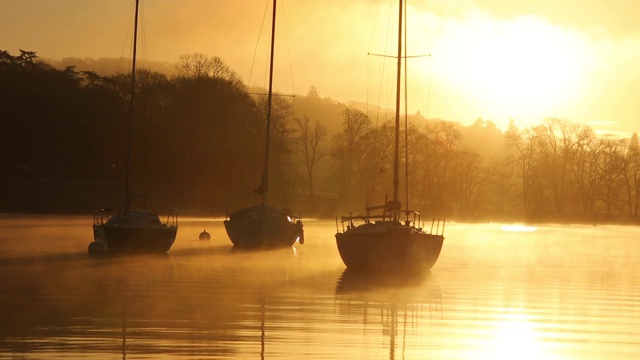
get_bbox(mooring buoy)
[199,229,211,241]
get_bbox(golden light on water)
[1,218,640,358]
[484,312,549,360]
[501,225,537,232]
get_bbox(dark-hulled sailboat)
[89,0,178,256]
[224,0,303,249]
[335,0,444,272]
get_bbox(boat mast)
[124,0,139,211]
[259,0,276,205]
[261,0,277,205]
[392,0,403,222]
[403,1,409,213]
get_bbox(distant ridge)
[44,56,178,77]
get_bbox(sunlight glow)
[436,14,590,127]
[5,1,640,133]
[501,225,537,232]
[485,312,549,360]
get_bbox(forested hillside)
[2,49,639,224]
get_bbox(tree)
[254,94,297,204]
[176,53,242,87]
[293,116,328,198]
[537,118,581,216]
[330,108,371,205]
[569,126,599,213]
[161,75,262,210]
[306,86,320,100]
[623,133,640,215]
[359,119,394,204]
[418,120,462,214]
[505,121,539,215]
[597,135,626,214]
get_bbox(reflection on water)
[335,269,443,360]
[0,215,639,359]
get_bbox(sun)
[420,12,592,128]
[476,17,587,115]
[356,2,594,129]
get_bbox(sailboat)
[224,0,304,249]
[89,0,178,255]
[335,0,444,272]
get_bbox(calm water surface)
[0,215,639,359]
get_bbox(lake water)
[1,215,639,359]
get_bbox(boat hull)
[224,218,302,249]
[93,225,177,255]
[336,224,444,272]
[224,204,303,249]
[92,209,178,255]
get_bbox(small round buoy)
[88,241,106,256]
[199,229,211,241]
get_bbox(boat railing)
[336,209,446,236]
[165,208,178,228]
[93,208,118,226]
[428,218,446,236]
[336,211,371,232]
[398,209,421,227]
[398,211,446,236]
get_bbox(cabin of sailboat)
[335,0,444,272]
[223,0,303,249]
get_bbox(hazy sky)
[3,0,640,134]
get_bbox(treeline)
[501,119,640,223]
[1,50,265,214]
[1,49,639,224]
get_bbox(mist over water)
[1,215,639,359]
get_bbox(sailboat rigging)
[89,0,178,255]
[224,0,304,249]
[335,0,444,272]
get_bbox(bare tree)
[176,53,242,86]
[597,135,626,214]
[419,120,463,213]
[626,134,640,215]
[505,121,538,214]
[253,95,296,203]
[569,126,600,213]
[538,118,582,216]
[330,108,371,204]
[293,116,328,197]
